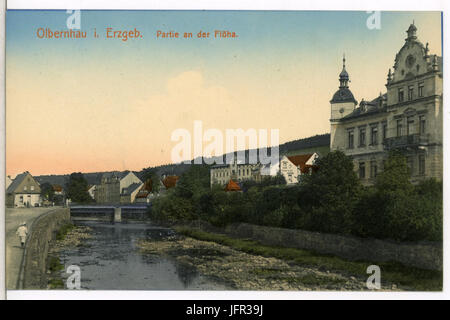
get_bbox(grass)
[55,223,75,241]
[48,278,64,289]
[48,256,64,272]
[175,226,442,291]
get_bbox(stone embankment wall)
[183,221,442,271]
[22,208,70,289]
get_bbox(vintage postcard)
[2,0,447,300]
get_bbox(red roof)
[136,179,153,198]
[53,184,63,192]
[224,179,241,192]
[162,176,179,189]
[287,154,316,173]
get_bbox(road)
[5,207,59,290]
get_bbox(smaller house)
[280,153,319,184]
[53,184,64,195]
[162,175,179,189]
[6,171,42,207]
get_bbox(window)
[407,156,414,175]
[359,162,366,179]
[370,161,378,178]
[418,82,424,97]
[348,130,354,149]
[24,186,27,191]
[396,119,403,137]
[31,186,34,191]
[382,122,387,140]
[407,117,414,135]
[398,88,404,102]
[419,116,426,135]
[359,127,366,147]
[419,155,425,175]
[408,86,414,100]
[370,126,378,145]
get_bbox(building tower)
[330,55,358,120]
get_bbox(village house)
[6,171,42,207]
[94,171,142,204]
[135,175,179,203]
[52,184,64,195]
[330,24,442,185]
[279,153,319,185]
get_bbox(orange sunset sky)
[6,10,442,177]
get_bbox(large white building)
[330,23,442,184]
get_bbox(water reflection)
[58,221,228,290]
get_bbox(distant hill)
[34,133,330,187]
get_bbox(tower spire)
[339,54,349,88]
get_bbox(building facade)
[330,24,442,184]
[210,160,262,187]
[279,153,319,185]
[6,171,42,207]
[95,171,142,204]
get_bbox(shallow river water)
[59,221,229,290]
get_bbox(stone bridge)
[69,204,150,223]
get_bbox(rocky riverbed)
[137,234,399,291]
[46,225,92,289]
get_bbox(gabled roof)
[224,179,241,192]
[287,154,314,167]
[6,172,39,194]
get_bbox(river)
[57,221,230,290]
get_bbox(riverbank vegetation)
[175,227,442,291]
[150,151,442,243]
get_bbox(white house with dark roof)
[6,171,42,207]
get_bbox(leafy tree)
[66,172,92,204]
[298,150,361,234]
[375,150,413,196]
[141,167,160,193]
[175,164,210,199]
[40,182,55,202]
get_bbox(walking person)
[16,222,28,248]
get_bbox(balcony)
[383,134,429,150]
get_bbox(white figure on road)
[16,222,28,248]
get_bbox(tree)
[40,182,55,202]
[175,164,210,199]
[375,150,413,196]
[142,167,160,194]
[298,150,361,234]
[66,172,92,204]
